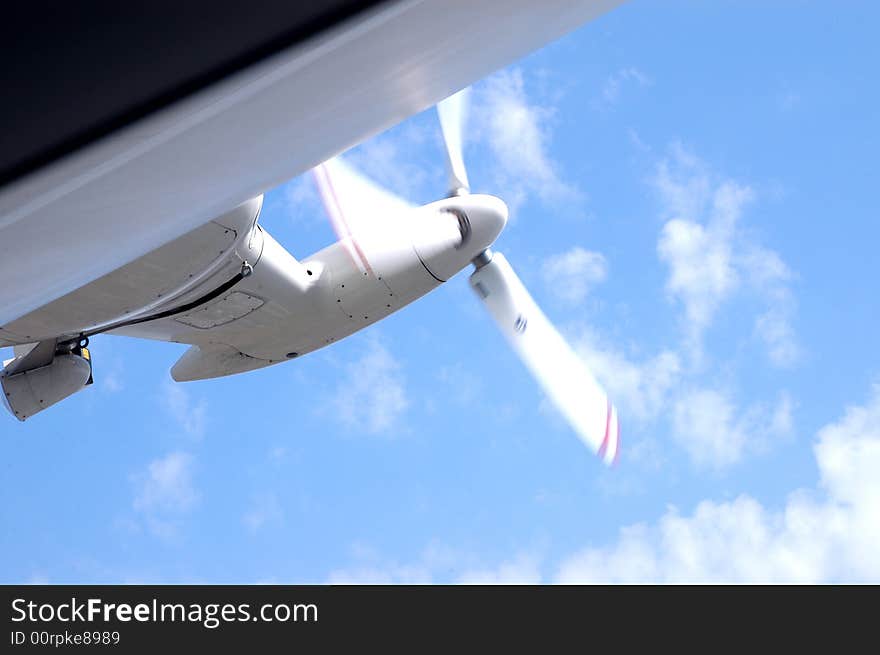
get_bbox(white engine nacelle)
[1,352,93,421]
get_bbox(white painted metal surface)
[0,198,263,346]
[1,353,92,421]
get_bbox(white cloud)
[326,544,541,585]
[656,179,750,355]
[755,309,799,367]
[572,323,793,470]
[542,247,608,305]
[600,67,651,105]
[132,451,198,515]
[474,68,581,210]
[746,245,800,367]
[325,336,409,436]
[326,564,432,585]
[162,381,207,438]
[652,143,714,220]
[556,385,880,582]
[658,215,738,326]
[320,385,880,583]
[551,145,799,470]
[652,144,798,366]
[282,175,323,228]
[815,388,880,510]
[456,553,543,585]
[573,327,681,424]
[328,552,541,585]
[671,389,743,469]
[770,391,795,436]
[670,388,792,470]
[325,543,438,584]
[344,120,437,203]
[296,67,579,226]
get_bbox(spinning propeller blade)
[470,253,619,464]
[313,157,412,274]
[437,87,471,195]
[313,158,412,243]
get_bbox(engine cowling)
[1,351,93,421]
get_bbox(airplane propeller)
[435,88,619,465]
[437,87,471,196]
[468,251,619,465]
[314,88,620,466]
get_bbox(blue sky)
[2,1,879,583]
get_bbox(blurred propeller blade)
[437,87,471,195]
[313,157,412,274]
[469,252,619,465]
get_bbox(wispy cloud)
[281,175,324,228]
[326,564,432,585]
[671,388,793,470]
[162,381,207,439]
[325,543,438,584]
[655,156,751,358]
[542,246,608,305]
[456,553,543,585]
[131,451,199,539]
[745,246,800,367]
[574,326,681,425]
[556,144,800,470]
[322,385,880,583]
[473,68,582,211]
[573,321,795,470]
[556,384,880,582]
[652,143,799,366]
[323,336,409,436]
[293,67,579,222]
[325,543,541,585]
[132,451,198,514]
[344,120,439,203]
[770,390,795,436]
[599,67,651,106]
